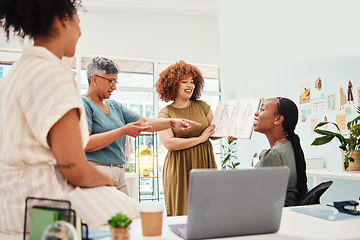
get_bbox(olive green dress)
[158,100,217,216]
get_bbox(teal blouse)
[255,141,299,206]
[82,95,141,165]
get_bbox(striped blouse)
[0,46,138,234]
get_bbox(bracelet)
[170,119,175,128]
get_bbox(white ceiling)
[82,0,220,16]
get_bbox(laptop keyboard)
[169,224,187,238]
[179,225,187,235]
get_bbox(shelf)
[140,196,159,201]
[135,155,158,158]
[135,132,159,202]
[138,132,157,136]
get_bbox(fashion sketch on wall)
[212,99,262,138]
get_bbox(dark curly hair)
[0,0,82,40]
[155,60,204,102]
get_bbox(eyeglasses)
[95,74,118,87]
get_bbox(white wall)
[0,4,219,65]
[78,11,219,64]
[220,0,360,201]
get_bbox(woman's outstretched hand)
[173,118,201,131]
[123,122,151,137]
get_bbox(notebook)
[169,167,289,239]
[211,99,262,139]
[30,206,72,240]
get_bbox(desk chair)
[296,180,333,206]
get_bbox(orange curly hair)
[155,60,204,102]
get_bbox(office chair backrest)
[296,180,333,206]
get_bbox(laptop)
[169,167,289,239]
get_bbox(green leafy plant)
[311,107,360,170]
[108,213,132,228]
[218,138,240,169]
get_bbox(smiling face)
[94,73,118,99]
[64,12,81,58]
[253,98,281,134]
[176,76,195,101]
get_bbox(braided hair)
[277,97,308,198]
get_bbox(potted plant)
[108,213,132,240]
[218,138,240,169]
[311,107,360,171]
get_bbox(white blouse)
[0,46,138,234]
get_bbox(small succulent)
[108,213,132,228]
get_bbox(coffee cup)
[139,202,163,238]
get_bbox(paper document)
[291,205,360,221]
[211,99,262,138]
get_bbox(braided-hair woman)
[253,97,307,206]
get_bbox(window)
[77,57,221,198]
[0,49,21,80]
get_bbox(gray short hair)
[86,57,119,85]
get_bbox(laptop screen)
[183,167,289,239]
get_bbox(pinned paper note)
[336,113,347,132]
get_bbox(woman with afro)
[155,60,234,216]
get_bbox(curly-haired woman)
[0,0,138,234]
[155,60,234,216]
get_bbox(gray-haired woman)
[82,56,200,194]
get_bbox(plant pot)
[342,150,360,171]
[111,226,129,240]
